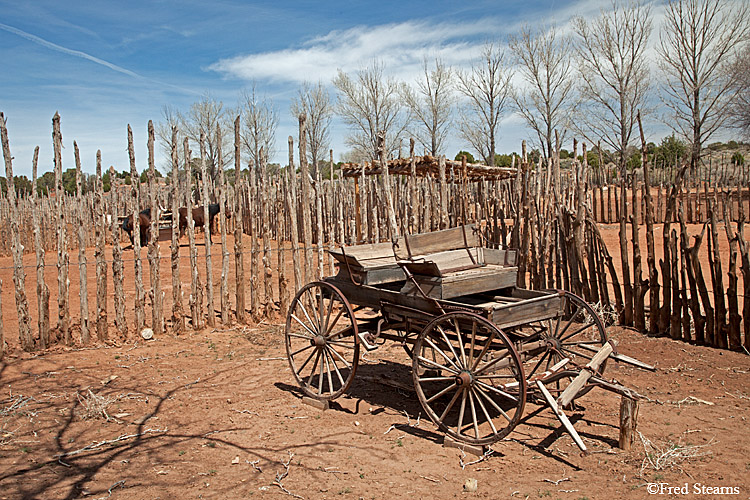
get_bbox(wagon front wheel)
[285,281,359,400]
[413,312,526,446]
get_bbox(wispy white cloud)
[0,22,142,79]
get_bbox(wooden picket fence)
[0,113,748,356]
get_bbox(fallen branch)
[459,448,494,470]
[55,428,168,458]
[272,451,303,499]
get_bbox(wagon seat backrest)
[393,224,489,276]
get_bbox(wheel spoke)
[475,380,519,403]
[297,300,320,336]
[321,295,335,336]
[416,355,459,375]
[290,313,317,337]
[423,336,462,372]
[328,339,357,350]
[417,375,455,382]
[438,388,463,423]
[526,350,550,379]
[305,350,322,387]
[288,330,315,340]
[317,349,325,394]
[472,387,498,435]
[470,328,498,372]
[453,318,468,368]
[474,350,511,377]
[456,389,467,436]
[562,347,594,362]
[295,347,318,375]
[290,344,314,357]
[468,321,477,369]
[475,383,513,423]
[328,326,354,341]
[468,390,480,439]
[556,305,584,340]
[436,325,462,369]
[324,308,345,338]
[323,349,335,394]
[560,321,596,343]
[426,382,458,404]
[327,344,352,369]
[304,288,322,333]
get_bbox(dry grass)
[638,431,713,474]
[76,389,116,421]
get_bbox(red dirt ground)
[0,228,749,499]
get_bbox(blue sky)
[0,0,738,178]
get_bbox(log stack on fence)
[0,111,748,356]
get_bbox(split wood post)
[233,118,246,323]
[74,142,90,344]
[409,139,417,233]
[0,279,3,356]
[638,113,659,335]
[248,162,260,320]
[0,113,33,350]
[199,133,215,327]
[438,153,448,230]
[313,157,324,279]
[260,151,275,317]
[619,158,632,326]
[31,147,50,347]
[631,168,645,331]
[669,229,681,340]
[128,125,145,335]
[94,152,107,342]
[110,167,127,337]
[574,143,591,301]
[708,203,727,348]
[378,131,399,239]
[147,121,164,335]
[298,114,314,284]
[659,170,684,334]
[53,113,70,344]
[678,202,705,343]
[692,223,714,345]
[278,174,289,315]
[185,138,203,329]
[618,396,639,450]
[735,218,750,352]
[216,125,230,325]
[169,127,184,333]
[287,136,302,294]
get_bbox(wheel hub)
[312,335,326,347]
[455,370,473,387]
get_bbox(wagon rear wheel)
[285,281,359,400]
[413,312,526,446]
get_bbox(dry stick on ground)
[74,142,89,344]
[147,121,164,336]
[170,127,184,333]
[53,112,71,344]
[55,428,168,459]
[217,124,230,324]
[232,117,246,323]
[128,125,145,335]
[32,146,50,348]
[0,113,33,351]
[94,151,107,342]
[110,168,127,337]
[185,138,202,329]
[272,451,303,499]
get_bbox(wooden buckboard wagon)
[284,225,654,452]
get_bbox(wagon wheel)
[285,281,359,400]
[413,312,526,446]
[515,290,607,399]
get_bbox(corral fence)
[0,112,748,356]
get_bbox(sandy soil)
[0,228,749,500]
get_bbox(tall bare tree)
[291,81,332,177]
[729,43,750,137]
[402,57,455,157]
[572,1,652,172]
[456,43,513,166]
[158,94,231,180]
[333,60,410,161]
[509,26,574,161]
[658,0,750,171]
[240,85,279,174]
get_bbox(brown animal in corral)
[121,208,152,247]
[178,204,230,237]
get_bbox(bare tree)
[240,85,279,174]
[572,1,652,173]
[658,0,750,170]
[509,26,574,161]
[729,43,750,137]
[333,60,410,161]
[402,57,455,156]
[291,81,333,177]
[456,43,513,166]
